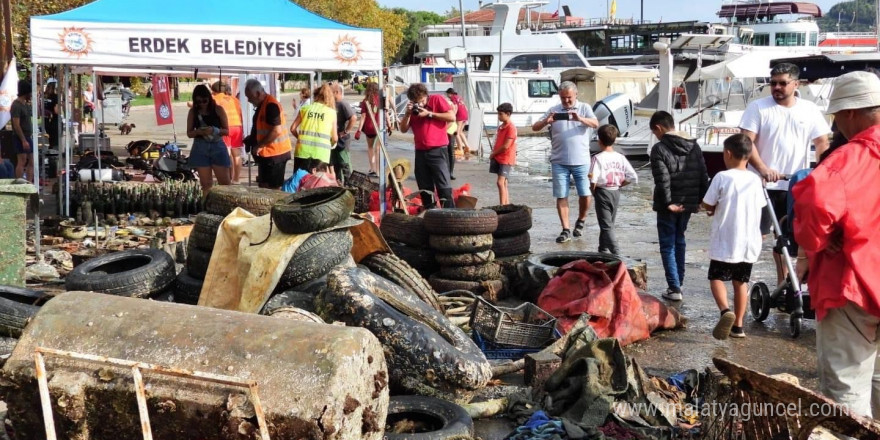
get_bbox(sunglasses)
[769,80,794,87]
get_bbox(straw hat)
[390,158,411,181]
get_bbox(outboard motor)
[593,93,633,136]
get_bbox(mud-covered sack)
[319,267,491,403]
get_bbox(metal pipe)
[33,352,58,440]
[31,66,41,259]
[64,66,71,217]
[131,366,154,440]
[378,38,386,217]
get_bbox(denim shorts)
[189,139,231,168]
[551,163,591,198]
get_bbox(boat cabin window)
[775,32,807,47]
[504,53,586,71]
[752,33,770,46]
[475,81,493,104]
[528,80,558,98]
[809,32,818,46]
[470,55,493,71]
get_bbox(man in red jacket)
[793,70,880,418]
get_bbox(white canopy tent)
[29,0,385,255]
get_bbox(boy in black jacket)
[649,111,710,301]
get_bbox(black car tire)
[0,285,49,338]
[271,187,354,234]
[438,263,501,282]
[381,213,429,248]
[485,204,532,238]
[204,185,288,217]
[189,212,224,251]
[384,395,474,440]
[277,230,353,290]
[64,249,176,298]
[428,234,493,253]
[491,232,531,258]
[434,250,495,267]
[423,209,498,236]
[185,245,211,280]
[174,268,203,305]
[361,252,442,312]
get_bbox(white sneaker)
[662,289,682,301]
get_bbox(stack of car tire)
[486,204,532,259]
[424,209,505,296]
[174,186,294,305]
[380,212,435,278]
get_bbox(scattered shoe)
[556,229,572,243]
[661,288,683,301]
[368,171,378,178]
[573,219,586,237]
[729,326,746,338]
[713,309,736,340]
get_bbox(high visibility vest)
[256,95,291,158]
[295,103,334,163]
[214,93,242,127]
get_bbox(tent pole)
[93,74,102,177]
[31,66,42,259]
[64,66,71,217]
[379,45,386,217]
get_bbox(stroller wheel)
[789,314,802,338]
[750,282,771,322]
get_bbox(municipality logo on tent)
[57,27,94,58]
[332,34,362,65]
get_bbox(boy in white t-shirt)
[701,134,767,340]
[589,125,638,255]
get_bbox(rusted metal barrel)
[1,291,389,440]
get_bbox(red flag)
[551,9,559,18]
[151,75,174,126]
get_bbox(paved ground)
[62,90,819,437]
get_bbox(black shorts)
[708,260,754,283]
[760,189,788,235]
[490,159,511,178]
[256,155,289,188]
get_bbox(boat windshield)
[505,53,587,70]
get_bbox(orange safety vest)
[255,95,291,157]
[214,93,242,127]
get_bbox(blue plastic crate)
[471,329,560,360]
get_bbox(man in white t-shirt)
[739,62,831,285]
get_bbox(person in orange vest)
[242,79,292,190]
[212,81,244,183]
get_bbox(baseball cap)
[826,71,880,114]
[446,88,457,95]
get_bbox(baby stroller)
[749,175,814,338]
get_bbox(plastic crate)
[469,297,557,348]
[347,171,378,213]
[472,329,559,360]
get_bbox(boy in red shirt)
[489,103,517,204]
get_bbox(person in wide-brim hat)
[389,158,411,182]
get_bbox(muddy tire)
[277,230,353,290]
[204,185,288,217]
[438,263,501,282]
[174,269,203,305]
[271,187,354,234]
[185,244,211,280]
[517,251,622,302]
[389,241,436,275]
[428,274,504,296]
[486,204,532,237]
[262,290,318,315]
[491,232,531,258]
[428,234,493,253]
[65,249,176,298]
[423,209,498,236]
[321,268,492,401]
[384,395,474,440]
[434,250,494,267]
[381,213,429,248]
[189,212,224,251]
[0,286,49,338]
[361,252,442,312]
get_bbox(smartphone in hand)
[552,112,571,121]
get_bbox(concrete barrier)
[0,291,388,439]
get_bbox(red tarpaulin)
[537,259,683,346]
[151,75,174,126]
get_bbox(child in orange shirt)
[489,103,516,204]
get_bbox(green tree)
[817,0,877,33]
[3,0,92,69]
[293,0,406,64]
[391,8,447,63]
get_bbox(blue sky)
[375,0,843,23]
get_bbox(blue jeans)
[657,210,691,292]
[551,163,591,198]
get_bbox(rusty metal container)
[1,291,389,439]
[0,179,36,286]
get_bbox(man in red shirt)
[793,71,880,418]
[399,84,457,208]
[489,102,517,204]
